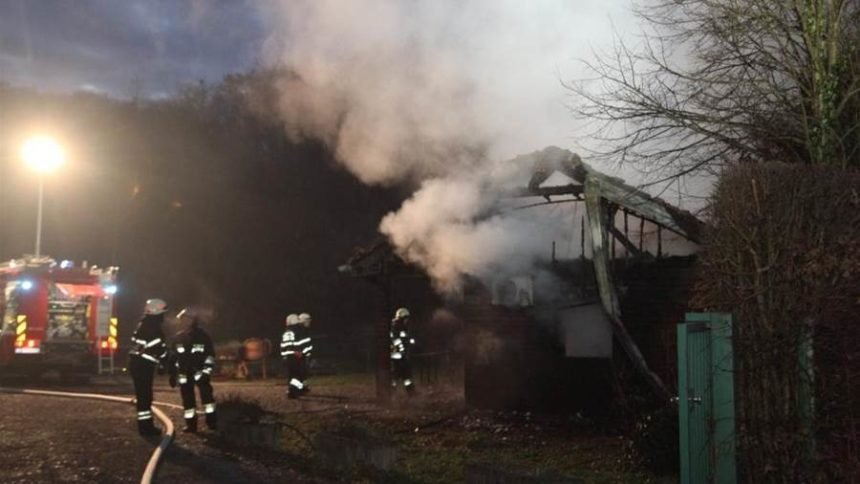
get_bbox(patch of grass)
[217,393,274,423]
[211,376,678,483]
[279,411,675,484]
[368,414,673,484]
[310,373,375,387]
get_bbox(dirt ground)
[0,393,152,483]
[0,389,313,484]
[1,372,676,483]
[153,373,676,484]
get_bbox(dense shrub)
[693,164,860,482]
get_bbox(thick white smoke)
[261,0,633,290]
[378,172,576,291]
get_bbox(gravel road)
[0,393,152,483]
[0,381,319,484]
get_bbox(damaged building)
[340,147,704,413]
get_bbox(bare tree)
[569,0,860,180]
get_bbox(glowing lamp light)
[20,280,34,291]
[104,284,118,295]
[21,136,65,174]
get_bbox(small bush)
[628,404,679,475]
[217,393,274,424]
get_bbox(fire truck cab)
[0,255,119,375]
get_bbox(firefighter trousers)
[285,356,309,398]
[129,356,157,432]
[391,357,415,393]
[179,375,217,430]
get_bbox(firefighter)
[169,307,218,433]
[280,312,313,399]
[390,307,416,395]
[129,298,169,436]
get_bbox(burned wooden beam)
[580,215,585,257]
[506,184,584,199]
[509,146,705,241]
[609,313,671,401]
[378,278,392,402]
[608,224,643,258]
[516,146,589,190]
[609,204,617,260]
[584,178,670,401]
[585,174,705,243]
[623,209,630,259]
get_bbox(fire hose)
[0,387,179,484]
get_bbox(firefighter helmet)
[177,307,197,321]
[285,313,299,326]
[144,298,168,315]
[394,307,410,320]
[298,313,312,326]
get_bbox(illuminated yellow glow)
[21,136,65,173]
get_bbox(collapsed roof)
[342,146,706,399]
[510,146,704,243]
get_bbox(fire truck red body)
[0,256,119,373]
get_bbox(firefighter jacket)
[280,325,312,359]
[129,315,168,365]
[170,326,216,383]
[390,319,415,360]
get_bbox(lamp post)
[20,136,64,258]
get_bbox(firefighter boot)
[183,417,198,433]
[138,420,160,437]
[288,379,302,399]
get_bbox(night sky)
[0,0,267,98]
[0,0,648,343]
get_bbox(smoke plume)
[261,0,630,290]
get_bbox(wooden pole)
[377,274,393,402]
[580,215,586,258]
[623,209,629,259]
[611,221,617,260]
[609,225,644,257]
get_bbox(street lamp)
[21,136,64,257]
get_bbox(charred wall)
[459,256,696,414]
[460,302,612,415]
[617,255,697,389]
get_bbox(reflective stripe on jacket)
[171,327,216,377]
[129,315,167,364]
[389,320,415,359]
[281,325,312,358]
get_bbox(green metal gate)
[678,313,737,484]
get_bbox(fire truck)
[0,255,119,376]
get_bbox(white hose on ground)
[142,403,173,484]
[0,387,175,484]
